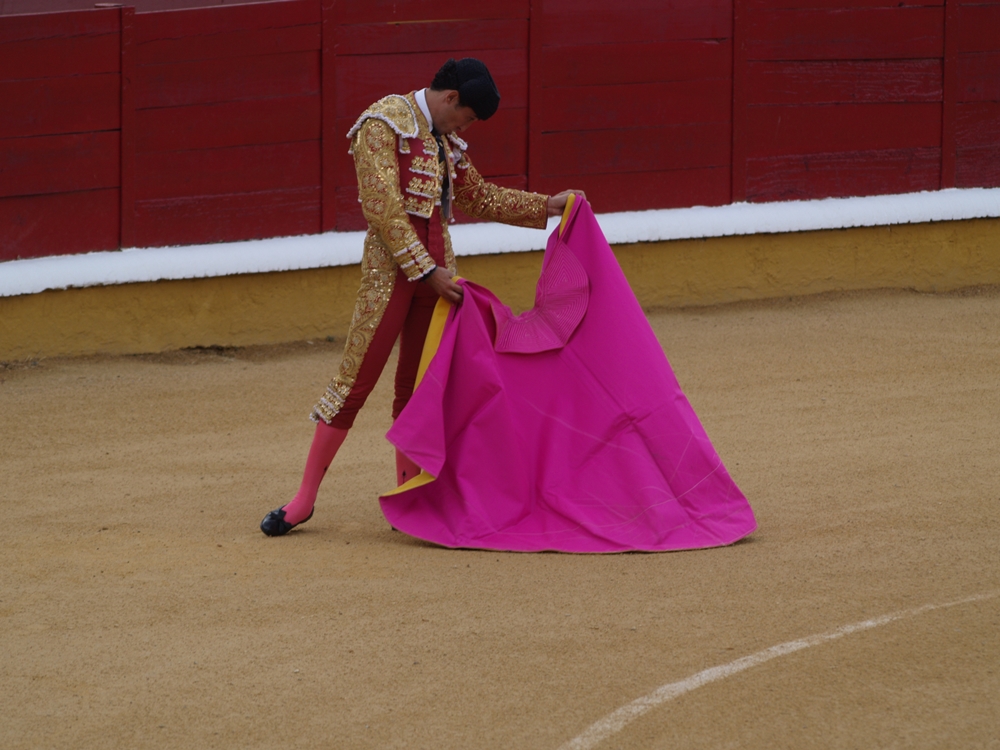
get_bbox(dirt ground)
[2,286,999,750]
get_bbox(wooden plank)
[133,186,321,248]
[537,123,731,177]
[136,50,320,109]
[541,3,732,47]
[134,0,319,43]
[336,0,528,25]
[335,19,527,57]
[0,0,278,12]
[137,24,320,65]
[742,0,942,7]
[136,96,321,152]
[0,32,119,80]
[334,48,528,119]
[958,4,1000,54]
[132,0,288,9]
[528,0,543,194]
[135,141,320,200]
[745,103,942,158]
[956,144,1000,188]
[121,5,136,248]
[732,0,749,202]
[0,131,119,199]
[0,189,120,261]
[321,0,337,232]
[745,7,944,61]
[458,108,528,178]
[332,108,528,187]
[532,167,731,215]
[0,74,119,139]
[538,79,731,132]
[942,0,959,188]
[745,148,941,202]
[745,60,942,105]
[955,102,1000,148]
[540,40,731,88]
[958,52,1000,102]
[543,0,726,11]
[0,8,119,43]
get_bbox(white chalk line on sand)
[557,590,999,750]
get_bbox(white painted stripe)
[557,591,999,750]
[2,187,999,298]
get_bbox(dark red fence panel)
[954,1,1000,187]
[131,0,321,247]
[0,8,120,261]
[532,0,733,213]
[736,0,945,203]
[330,0,531,230]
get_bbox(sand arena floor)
[2,286,999,749]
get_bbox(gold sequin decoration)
[452,157,548,229]
[404,194,435,218]
[352,118,434,280]
[406,175,439,200]
[311,233,398,424]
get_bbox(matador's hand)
[424,266,464,305]
[546,189,587,216]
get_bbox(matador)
[261,58,582,536]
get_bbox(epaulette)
[346,94,419,155]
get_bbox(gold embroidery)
[345,94,419,152]
[453,156,548,229]
[406,175,439,199]
[352,118,434,280]
[404,194,435,218]
[311,235,397,424]
[410,155,438,176]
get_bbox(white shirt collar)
[415,89,434,134]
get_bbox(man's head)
[426,58,500,135]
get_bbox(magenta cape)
[380,199,756,552]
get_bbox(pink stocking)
[282,422,348,524]
[395,448,421,486]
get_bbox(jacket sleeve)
[353,118,437,280]
[452,153,549,229]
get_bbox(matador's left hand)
[424,266,464,305]
[546,189,587,216]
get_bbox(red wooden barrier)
[954,1,1000,187]
[0,8,121,261]
[737,0,946,202]
[532,0,733,213]
[130,0,321,246]
[2,0,999,262]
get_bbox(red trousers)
[328,211,447,430]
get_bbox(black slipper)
[260,507,314,537]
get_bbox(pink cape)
[380,199,756,552]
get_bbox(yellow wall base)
[2,218,999,361]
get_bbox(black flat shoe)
[260,507,314,537]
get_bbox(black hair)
[429,58,501,120]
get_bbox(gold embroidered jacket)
[347,92,549,281]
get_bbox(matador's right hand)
[423,266,464,305]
